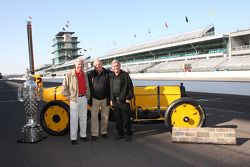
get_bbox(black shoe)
[102,134,108,138]
[80,137,89,142]
[71,140,77,145]
[91,136,98,141]
[126,136,132,142]
[114,135,125,140]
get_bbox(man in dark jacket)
[110,60,134,142]
[88,59,111,141]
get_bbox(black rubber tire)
[40,100,70,136]
[165,97,206,131]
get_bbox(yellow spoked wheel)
[165,97,206,131]
[40,100,70,136]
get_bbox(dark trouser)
[113,102,132,136]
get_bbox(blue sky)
[1,0,249,74]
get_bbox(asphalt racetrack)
[0,80,250,167]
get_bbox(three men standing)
[62,58,134,144]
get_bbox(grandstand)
[36,25,250,76]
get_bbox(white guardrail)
[130,71,250,82]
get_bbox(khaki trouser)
[91,98,110,137]
[70,96,88,140]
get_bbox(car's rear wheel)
[165,97,206,131]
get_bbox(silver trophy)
[18,70,43,143]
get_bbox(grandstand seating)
[107,25,214,57]
[191,57,227,72]
[218,55,250,71]
[146,60,194,73]
[173,26,214,43]
[121,63,155,73]
[144,55,250,73]
[40,54,250,76]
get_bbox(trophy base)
[21,124,44,143]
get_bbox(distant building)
[51,32,82,65]
[36,31,84,76]
[36,25,250,76]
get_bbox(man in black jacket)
[88,59,111,141]
[110,60,134,142]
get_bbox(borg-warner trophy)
[18,70,43,143]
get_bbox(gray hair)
[75,57,84,63]
[94,58,102,65]
[111,59,120,65]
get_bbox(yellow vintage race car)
[36,75,206,136]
